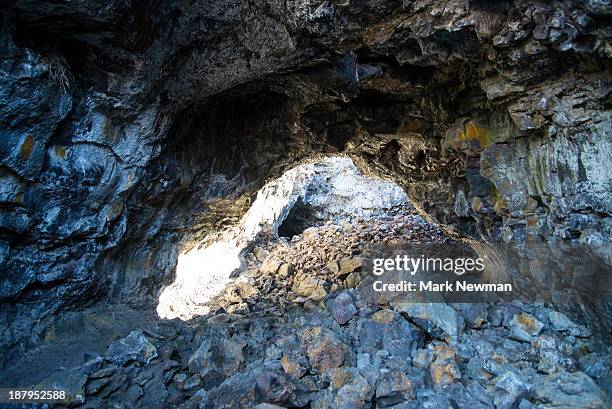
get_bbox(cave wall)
[1,0,611,367]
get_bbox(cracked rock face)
[0,0,611,371]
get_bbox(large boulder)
[532,371,606,408]
[105,331,158,367]
[301,327,348,374]
[358,310,424,358]
[396,303,465,338]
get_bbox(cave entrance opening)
[156,156,409,320]
[277,197,315,238]
[276,158,409,238]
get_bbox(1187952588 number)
[0,389,68,403]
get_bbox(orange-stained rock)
[429,345,461,388]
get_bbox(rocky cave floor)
[3,205,611,409]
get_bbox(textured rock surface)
[156,157,407,320]
[106,331,158,367]
[0,206,606,408]
[0,0,610,387]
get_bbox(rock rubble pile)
[25,205,609,409]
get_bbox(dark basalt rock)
[0,0,610,382]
